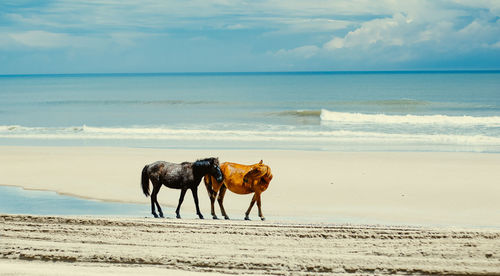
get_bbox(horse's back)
[221,162,251,175]
[220,162,259,194]
[148,161,193,188]
[147,161,168,178]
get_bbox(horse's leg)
[205,176,218,219]
[244,193,258,220]
[209,190,217,219]
[175,188,187,219]
[217,185,230,220]
[150,181,161,218]
[153,185,164,218]
[256,192,265,221]
[191,188,204,219]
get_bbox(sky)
[1,0,500,74]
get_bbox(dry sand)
[1,214,499,275]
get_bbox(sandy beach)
[1,146,499,227]
[1,214,499,275]
[1,146,500,274]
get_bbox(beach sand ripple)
[1,214,499,275]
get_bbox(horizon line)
[1,69,500,77]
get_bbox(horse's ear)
[213,157,219,166]
[259,160,263,164]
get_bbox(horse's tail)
[141,165,150,197]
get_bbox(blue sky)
[1,0,500,74]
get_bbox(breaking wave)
[320,109,500,126]
[1,125,499,148]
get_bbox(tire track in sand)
[1,214,499,275]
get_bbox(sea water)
[0,186,147,217]
[1,71,499,152]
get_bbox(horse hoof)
[212,215,218,220]
[159,214,164,218]
[153,214,159,218]
[224,216,230,220]
[198,215,204,219]
[261,217,266,221]
[244,216,250,221]
[176,215,181,219]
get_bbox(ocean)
[1,71,499,152]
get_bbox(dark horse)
[141,158,223,219]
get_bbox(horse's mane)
[192,157,218,168]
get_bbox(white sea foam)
[320,109,500,126]
[1,125,500,148]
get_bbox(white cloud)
[268,0,500,67]
[266,18,352,35]
[275,45,319,59]
[323,37,344,49]
[1,0,389,35]
[8,31,72,48]
[491,41,500,48]
[1,30,168,50]
[109,32,167,46]
[2,0,500,71]
[452,0,500,16]
[456,19,500,49]
[4,0,499,37]
[225,24,246,30]
[317,4,500,60]
[323,13,423,50]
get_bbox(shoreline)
[1,184,499,230]
[1,145,499,228]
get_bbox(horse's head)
[194,157,223,182]
[261,165,273,185]
[209,158,223,183]
[244,161,273,189]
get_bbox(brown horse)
[204,160,273,220]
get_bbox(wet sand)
[1,214,499,275]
